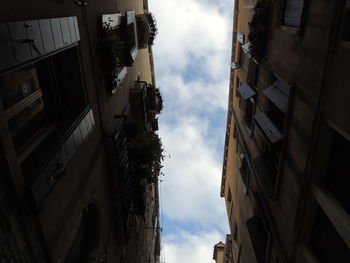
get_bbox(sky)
[148,0,234,262]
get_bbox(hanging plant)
[98,22,125,90]
[248,0,270,59]
[126,120,164,214]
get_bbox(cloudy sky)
[148,0,234,262]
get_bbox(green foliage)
[156,89,164,113]
[127,121,164,183]
[99,23,125,89]
[248,0,270,59]
[126,121,164,214]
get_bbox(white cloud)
[163,230,223,263]
[158,72,229,114]
[159,116,227,230]
[152,0,231,80]
[149,0,234,261]
[150,0,232,225]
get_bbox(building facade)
[213,241,226,263]
[221,0,350,262]
[0,0,161,262]
[213,235,234,263]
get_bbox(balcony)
[136,12,158,48]
[130,81,162,132]
[121,11,139,65]
[27,107,95,208]
[99,11,139,94]
[110,117,136,238]
[109,116,163,238]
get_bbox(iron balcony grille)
[30,107,95,208]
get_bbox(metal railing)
[30,107,95,209]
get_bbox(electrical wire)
[159,176,165,263]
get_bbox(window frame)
[238,155,250,194]
[235,76,242,97]
[254,73,293,199]
[298,123,350,261]
[337,0,350,46]
[247,58,260,90]
[278,0,306,36]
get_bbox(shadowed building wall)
[0,0,161,262]
[221,0,350,262]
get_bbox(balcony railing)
[130,81,160,132]
[111,66,127,95]
[111,117,136,237]
[29,107,95,208]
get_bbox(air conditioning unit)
[230,62,241,70]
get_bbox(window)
[301,126,350,262]
[247,59,260,90]
[228,188,234,226]
[237,83,256,133]
[0,46,95,208]
[325,130,350,215]
[246,216,270,263]
[254,75,288,163]
[233,122,237,138]
[253,75,289,196]
[233,224,238,243]
[235,76,242,97]
[19,47,88,175]
[64,202,101,263]
[239,42,251,70]
[339,1,350,41]
[239,156,250,194]
[242,98,255,133]
[281,0,304,27]
[238,45,247,70]
[309,205,350,262]
[253,137,279,197]
[0,68,50,154]
[227,187,232,202]
[1,47,88,163]
[266,100,285,133]
[232,224,240,263]
[263,76,289,133]
[126,11,138,63]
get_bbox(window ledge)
[312,185,350,248]
[243,118,253,137]
[279,25,299,35]
[337,41,350,49]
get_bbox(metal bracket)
[75,0,88,6]
[15,38,42,55]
